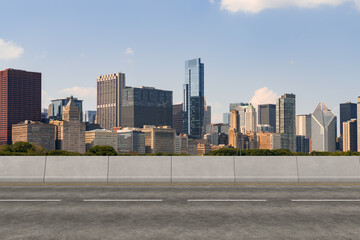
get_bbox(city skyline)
[1,0,360,123]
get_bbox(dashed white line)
[0,199,62,202]
[83,199,163,202]
[291,199,360,202]
[187,199,267,202]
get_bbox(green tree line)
[0,142,188,156]
[206,148,360,156]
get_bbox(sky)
[1,0,360,126]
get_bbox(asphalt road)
[0,184,360,239]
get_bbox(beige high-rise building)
[229,110,241,148]
[296,114,311,139]
[85,129,117,152]
[245,104,257,133]
[343,119,357,152]
[257,132,283,150]
[12,121,55,151]
[142,125,175,153]
[50,96,86,153]
[97,73,125,130]
[258,132,271,149]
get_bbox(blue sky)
[1,0,360,125]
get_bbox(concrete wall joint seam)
[43,156,47,183]
[233,156,236,183]
[107,156,110,183]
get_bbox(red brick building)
[0,69,41,145]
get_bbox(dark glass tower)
[121,86,173,128]
[340,102,357,137]
[183,58,204,139]
[258,104,276,131]
[0,69,41,145]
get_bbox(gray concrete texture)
[1,185,360,239]
[172,156,235,182]
[0,156,46,182]
[1,156,360,182]
[108,156,171,182]
[235,156,299,182]
[45,156,108,182]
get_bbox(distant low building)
[175,134,188,154]
[257,132,284,150]
[117,128,145,154]
[12,121,55,151]
[142,126,175,154]
[85,129,117,152]
[188,139,210,156]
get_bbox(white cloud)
[59,86,96,98]
[125,47,134,55]
[59,86,97,111]
[250,87,278,109]
[220,0,359,13]
[0,38,24,59]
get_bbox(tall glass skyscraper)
[276,93,296,152]
[183,58,204,139]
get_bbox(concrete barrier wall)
[1,156,360,183]
[172,156,235,182]
[44,156,108,182]
[234,156,299,182]
[297,156,360,182]
[108,156,171,182]
[0,156,46,182]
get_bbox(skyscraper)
[229,103,249,131]
[340,102,357,137]
[48,96,83,121]
[296,114,311,139]
[204,102,211,129]
[276,94,296,152]
[122,86,172,128]
[311,102,336,152]
[0,69,41,145]
[343,119,357,152]
[183,58,204,139]
[245,104,257,132]
[97,73,125,130]
[173,103,184,135]
[50,96,86,153]
[258,104,276,131]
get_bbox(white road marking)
[187,199,267,202]
[0,199,61,202]
[83,199,163,202]
[291,199,360,202]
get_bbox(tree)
[46,150,81,156]
[87,146,118,156]
[11,142,35,153]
